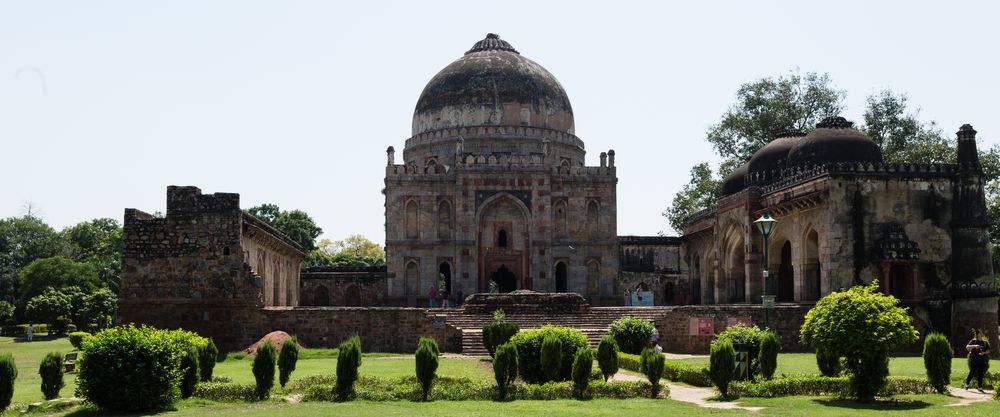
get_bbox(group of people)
[427,286,464,308]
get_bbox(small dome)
[787,117,882,165]
[747,128,804,175]
[721,162,749,196]
[411,33,574,137]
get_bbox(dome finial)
[466,33,519,55]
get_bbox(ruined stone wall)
[241,215,305,307]
[299,268,390,307]
[655,305,812,353]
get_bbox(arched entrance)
[555,262,568,293]
[804,229,821,301]
[438,262,452,294]
[314,285,330,306]
[777,241,794,302]
[490,265,517,293]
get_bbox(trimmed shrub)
[510,326,588,383]
[493,342,518,400]
[540,335,563,382]
[76,325,207,412]
[922,332,951,394]
[252,341,276,400]
[800,282,918,402]
[415,337,439,401]
[710,340,736,399]
[278,337,300,388]
[68,331,91,350]
[816,347,841,377]
[39,351,64,400]
[180,345,200,399]
[193,382,256,402]
[571,347,593,398]
[730,375,933,398]
[639,347,664,398]
[758,330,780,380]
[336,336,362,400]
[608,316,655,354]
[0,353,14,411]
[596,335,619,382]
[714,323,763,380]
[482,310,520,358]
[199,339,219,382]
[618,351,712,387]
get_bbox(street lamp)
[753,213,778,329]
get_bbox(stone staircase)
[427,307,672,356]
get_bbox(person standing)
[441,288,450,308]
[27,323,34,342]
[964,328,992,392]
[428,286,438,308]
[624,288,631,306]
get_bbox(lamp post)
[753,213,778,329]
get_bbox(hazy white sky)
[2,1,998,244]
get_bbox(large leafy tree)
[0,216,71,303]
[663,163,721,232]
[25,287,72,334]
[61,218,123,291]
[18,256,103,312]
[245,204,323,252]
[304,236,386,268]
[707,70,845,163]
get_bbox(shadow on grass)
[11,335,64,343]
[810,397,932,410]
[62,405,180,417]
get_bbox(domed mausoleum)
[384,34,620,304]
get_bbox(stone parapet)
[461,290,590,314]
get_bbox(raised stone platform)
[461,290,590,314]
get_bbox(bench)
[64,352,78,373]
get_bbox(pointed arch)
[587,200,600,237]
[554,198,568,238]
[405,199,419,239]
[437,199,453,240]
[586,258,600,296]
[404,260,420,295]
[803,227,821,301]
[555,261,568,293]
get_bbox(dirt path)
[943,386,993,406]
[613,371,763,411]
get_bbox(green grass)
[675,353,977,386]
[0,335,77,406]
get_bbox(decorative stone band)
[403,125,585,151]
[950,281,999,298]
[386,162,616,177]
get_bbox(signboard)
[761,295,776,309]
[690,317,714,336]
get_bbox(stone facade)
[618,236,684,305]
[680,122,999,354]
[384,34,619,306]
[299,267,390,307]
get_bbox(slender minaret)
[949,124,998,355]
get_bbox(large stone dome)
[411,33,575,136]
[787,117,882,166]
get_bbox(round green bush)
[540,335,563,383]
[608,316,654,355]
[483,320,520,358]
[493,342,518,400]
[199,339,219,382]
[76,325,207,412]
[252,341,276,400]
[639,347,664,398]
[39,351,64,400]
[0,353,16,411]
[336,336,362,400]
[758,330,780,380]
[800,282,918,402]
[509,326,588,384]
[816,347,841,377]
[278,337,300,388]
[68,331,91,350]
[922,332,951,394]
[710,340,736,399]
[596,335,619,382]
[415,337,439,401]
[571,347,593,398]
[180,345,200,399]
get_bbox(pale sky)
[2,1,998,244]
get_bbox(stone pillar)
[387,146,395,166]
[608,150,616,167]
[599,152,607,167]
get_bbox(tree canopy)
[304,235,385,268]
[245,204,323,252]
[18,256,103,311]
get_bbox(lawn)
[2,337,996,417]
[675,353,977,386]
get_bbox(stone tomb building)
[681,119,998,352]
[383,34,620,305]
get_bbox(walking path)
[944,386,993,406]
[612,371,763,411]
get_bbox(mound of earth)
[244,331,302,355]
